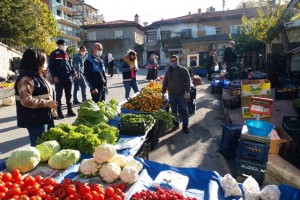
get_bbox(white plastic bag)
[2,96,15,106]
[208,100,220,109]
[220,174,242,197]
[243,176,260,200]
[259,185,280,200]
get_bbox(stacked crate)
[236,125,270,185]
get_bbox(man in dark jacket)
[223,40,237,67]
[49,39,76,119]
[84,43,107,103]
[162,55,191,134]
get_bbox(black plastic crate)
[219,124,243,159]
[146,123,159,151]
[212,86,223,94]
[236,158,266,183]
[293,99,300,115]
[279,141,300,170]
[275,88,299,100]
[282,116,300,140]
[118,122,148,136]
[135,140,151,160]
[223,96,241,109]
[237,140,269,164]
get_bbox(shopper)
[206,51,216,80]
[119,49,139,99]
[223,40,237,67]
[190,57,197,67]
[84,43,107,103]
[146,54,158,81]
[49,39,76,119]
[107,53,115,77]
[162,55,191,134]
[73,46,87,104]
[15,49,57,146]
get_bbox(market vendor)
[15,49,57,146]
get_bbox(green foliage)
[66,46,78,58]
[0,0,60,54]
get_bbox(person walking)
[73,46,87,104]
[119,49,139,99]
[49,39,76,119]
[146,54,158,81]
[84,43,107,103]
[107,53,115,77]
[162,55,191,134]
[15,49,57,146]
[206,51,216,81]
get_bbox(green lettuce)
[36,140,61,162]
[48,149,81,170]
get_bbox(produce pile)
[79,144,143,184]
[36,123,119,154]
[122,81,165,112]
[0,82,14,89]
[0,169,128,199]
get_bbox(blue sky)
[84,0,243,24]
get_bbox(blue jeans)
[123,79,139,99]
[73,78,87,102]
[27,123,54,146]
[169,93,189,127]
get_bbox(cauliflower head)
[93,143,116,164]
[259,185,280,200]
[99,163,121,183]
[120,166,139,184]
[220,174,242,197]
[79,158,100,176]
[108,154,128,168]
[124,157,143,172]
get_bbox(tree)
[237,0,268,8]
[66,46,78,59]
[0,0,60,54]
[240,0,290,53]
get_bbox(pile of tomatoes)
[131,187,197,200]
[0,169,127,200]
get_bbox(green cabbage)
[6,147,41,173]
[36,140,61,162]
[48,149,80,169]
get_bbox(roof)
[81,20,144,30]
[146,7,259,29]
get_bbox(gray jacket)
[162,66,191,95]
[73,53,87,78]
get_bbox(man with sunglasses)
[162,55,191,134]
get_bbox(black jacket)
[223,47,237,65]
[84,55,107,90]
[49,49,74,80]
[15,70,53,128]
[119,61,137,81]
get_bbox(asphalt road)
[0,68,234,176]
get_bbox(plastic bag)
[243,176,260,200]
[259,185,280,200]
[2,96,15,106]
[220,174,242,197]
[208,100,220,109]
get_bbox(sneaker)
[171,125,180,131]
[73,101,81,105]
[182,126,189,134]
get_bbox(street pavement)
[0,68,234,176]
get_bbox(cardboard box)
[241,95,271,118]
[242,79,271,96]
[269,126,293,154]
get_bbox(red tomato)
[42,177,56,187]
[93,184,104,194]
[20,190,29,196]
[0,185,8,193]
[118,182,126,192]
[112,194,122,200]
[34,175,43,184]
[54,187,67,198]
[105,187,115,198]
[2,172,12,182]
[44,193,56,200]
[19,195,30,200]
[28,184,40,195]
[29,196,42,200]
[43,185,54,194]
[66,184,77,195]
[79,185,90,196]
[34,189,46,198]
[114,188,122,195]
[11,170,22,183]
[94,193,105,200]
[90,190,99,198]
[23,176,36,186]
[5,181,13,189]
[61,178,73,189]
[82,193,93,200]
[0,192,5,198]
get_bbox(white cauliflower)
[120,166,139,184]
[99,162,121,183]
[259,185,280,200]
[79,158,100,176]
[93,143,116,164]
[220,174,242,197]
[243,176,260,200]
[108,154,128,168]
[124,157,143,172]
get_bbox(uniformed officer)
[49,39,76,119]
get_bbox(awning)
[287,46,300,54]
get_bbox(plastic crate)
[212,86,223,94]
[223,96,241,109]
[275,88,299,100]
[135,140,151,159]
[230,87,241,96]
[282,116,300,140]
[236,158,266,183]
[108,117,120,128]
[279,141,300,170]
[223,80,230,89]
[193,68,208,77]
[293,99,300,115]
[146,123,159,151]
[219,124,243,159]
[237,140,269,164]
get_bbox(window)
[56,0,61,3]
[181,29,191,38]
[161,31,171,40]
[147,31,157,43]
[88,32,96,41]
[57,9,62,16]
[115,30,123,38]
[205,26,216,35]
[66,1,72,9]
[230,25,241,34]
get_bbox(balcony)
[61,29,81,42]
[56,15,80,28]
[57,3,76,14]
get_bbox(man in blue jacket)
[49,39,76,119]
[84,43,107,103]
[73,46,87,104]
